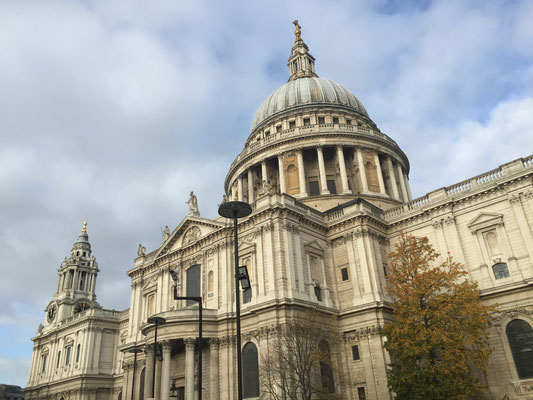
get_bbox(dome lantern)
[288,20,318,81]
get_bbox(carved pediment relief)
[467,212,504,232]
[183,226,201,246]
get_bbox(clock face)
[47,305,57,322]
[73,303,89,314]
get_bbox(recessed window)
[57,351,61,368]
[264,130,270,136]
[333,117,339,124]
[506,319,533,379]
[276,125,281,133]
[341,268,349,281]
[358,387,366,400]
[383,265,388,277]
[309,181,320,196]
[346,118,352,125]
[493,262,510,279]
[76,344,81,363]
[351,345,360,360]
[318,116,325,124]
[303,118,310,126]
[289,120,296,129]
[65,346,71,365]
[314,286,322,301]
[41,355,47,372]
[327,179,337,194]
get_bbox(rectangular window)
[41,355,47,372]
[289,120,296,129]
[358,387,366,400]
[352,345,360,360]
[383,265,388,277]
[318,116,325,124]
[346,118,352,125]
[65,346,71,365]
[341,268,349,281]
[314,286,322,301]
[303,118,310,126]
[276,125,281,133]
[56,351,61,368]
[76,344,81,363]
[264,130,270,136]
[333,117,339,124]
[327,179,337,194]
[309,181,320,196]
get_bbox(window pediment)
[467,212,504,232]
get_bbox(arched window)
[242,342,259,398]
[492,263,510,279]
[506,319,533,379]
[186,265,201,306]
[319,340,334,393]
[139,367,145,400]
[117,392,122,400]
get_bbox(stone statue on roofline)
[186,191,200,216]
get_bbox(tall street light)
[127,347,142,400]
[218,200,252,400]
[170,269,203,400]
[147,316,166,399]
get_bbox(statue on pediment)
[163,225,170,241]
[137,244,146,257]
[186,191,200,216]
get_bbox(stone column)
[185,338,196,400]
[261,161,267,183]
[237,175,244,202]
[386,157,400,200]
[144,345,154,400]
[296,149,308,196]
[247,169,254,203]
[210,339,220,400]
[336,145,351,194]
[160,341,171,400]
[316,147,329,194]
[374,153,386,195]
[356,148,368,192]
[396,163,409,202]
[277,154,286,194]
[403,171,412,200]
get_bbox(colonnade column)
[210,339,220,400]
[160,341,171,400]
[356,148,369,192]
[237,175,244,202]
[261,161,267,183]
[278,154,286,194]
[386,157,400,200]
[337,145,351,194]
[296,149,308,196]
[247,169,254,203]
[396,163,409,202]
[374,153,386,195]
[144,345,154,400]
[185,338,196,400]
[403,171,412,200]
[316,147,329,194]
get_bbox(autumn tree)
[382,234,495,400]
[260,309,343,400]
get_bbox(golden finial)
[82,221,87,232]
[293,20,301,41]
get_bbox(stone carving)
[162,225,170,241]
[137,244,146,257]
[258,180,273,196]
[186,191,200,216]
[183,226,201,246]
[509,193,521,204]
[218,194,229,207]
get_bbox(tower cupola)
[288,20,318,81]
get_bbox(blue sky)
[1,0,533,386]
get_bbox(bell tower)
[44,222,101,325]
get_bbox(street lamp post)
[170,270,203,400]
[147,316,166,399]
[127,347,143,400]
[218,200,252,400]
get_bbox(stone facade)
[25,26,533,400]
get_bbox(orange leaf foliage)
[382,234,496,400]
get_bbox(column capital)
[161,340,172,350]
[209,338,220,349]
[184,337,196,348]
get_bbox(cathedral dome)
[251,77,369,132]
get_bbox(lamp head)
[170,269,179,285]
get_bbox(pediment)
[467,212,504,232]
[156,216,225,258]
[304,240,324,253]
